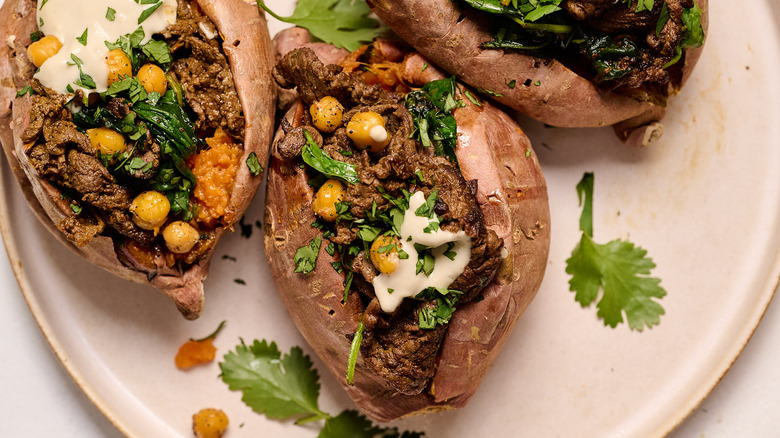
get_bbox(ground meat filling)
[163,0,245,141]
[563,0,696,91]
[21,1,242,269]
[274,48,504,395]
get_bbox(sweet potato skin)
[263,44,550,421]
[0,0,276,319]
[368,0,708,145]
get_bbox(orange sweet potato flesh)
[368,0,708,146]
[0,0,276,319]
[264,37,550,421]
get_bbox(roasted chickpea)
[346,111,390,152]
[312,179,345,222]
[86,127,126,155]
[106,48,132,85]
[137,63,168,94]
[192,408,229,438]
[309,96,344,133]
[129,191,170,231]
[27,35,62,68]
[370,235,401,275]
[162,221,200,254]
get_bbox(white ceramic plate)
[2,1,780,437]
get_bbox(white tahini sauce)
[372,191,472,313]
[35,0,178,94]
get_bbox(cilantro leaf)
[219,340,328,422]
[294,236,322,274]
[246,152,263,176]
[565,173,666,331]
[220,340,426,435]
[320,410,424,438]
[258,0,384,51]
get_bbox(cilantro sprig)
[258,0,385,51]
[565,173,666,331]
[220,340,425,437]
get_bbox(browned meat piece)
[164,0,245,140]
[273,47,396,108]
[362,300,448,395]
[564,0,619,20]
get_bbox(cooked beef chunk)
[275,47,504,395]
[57,215,105,248]
[362,300,448,395]
[24,92,153,246]
[584,0,663,33]
[273,47,397,108]
[163,0,245,140]
[563,0,619,20]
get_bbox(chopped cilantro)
[15,86,34,97]
[405,77,463,165]
[443,242,457,260]
[565,173,666,330]
[246,152,263,176]
[294,236,322,274]
[106,7,116,21]
[70,204,82,214]
[138,1,163,24]
[76,28,88,46]
[416,287,462,329]
[414,189,438,219]
[478,87,504,97]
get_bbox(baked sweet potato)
[264,31,550,421]
[368,0,708,146]
[0,0,276,319]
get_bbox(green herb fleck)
[294,236,322,274]
[107,7,116,21]
[246,152,263,176]
[138,1,163,24]
[76,28,88,46]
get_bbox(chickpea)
[137,63,168,94]
[192,408,229,438]
[87,127,127,155]
[162,221,200,254]
[106,48,132,85]
[370,235,401,275]
[27,35,63,68]
[129,191,171,231]
[309,96,344,133]
[346,111,390,152]
[312,179,345,222]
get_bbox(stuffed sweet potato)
[368,0,708,146]
[0,0,276,319]
[264,31,550,421]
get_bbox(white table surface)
[1,233,779,438]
